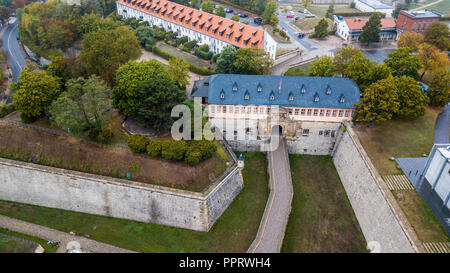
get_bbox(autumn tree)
[359,13,382,44]
[11,69,60,121]
[428,69,450,107]
[417,43,450,80]
[354,75,399,122]
[0,6,12,25]
[49,75,111,133]
[168,58,190,88]
[385,47,421,79]
[262,0,277,24]
[395,76,429,119]
[333,46,362,76]
[397,31,424,51]
[232,47,273,75]
[80,26,141,86]
[423,22,450,51]
[309,56,335,77]
[344,53,376,91]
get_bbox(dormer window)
[232,82,238,92]
[339,94,345,103]
[289,92,294,101]
[269,91,275,101]
[239,26,244,32]
[252,30,257,36]
[188,10,193,15]
[208,16,212,21]
[229,23,234,28]
[314,93,320,102]
[220,90,225,99]
[301,84,306,94]
[199,22,205,29]
[326,85,331,95]
[186,18,191,24]
[218,20,223,25]
[244,90,250,100]
[257,83,262,92]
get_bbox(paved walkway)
[247,135,293,253]
[0,215,135,253]
[433,103,450,144]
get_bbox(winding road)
[1,19,27,83]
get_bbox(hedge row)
[127,134,217,165]
[151,46,216,76]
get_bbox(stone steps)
[383,175,415,191]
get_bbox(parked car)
[297,33,305,38]
[286,14,294,18]
[225,8,233,13]
[254,17,263,25]
[239,13,248,18]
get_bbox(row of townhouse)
[116,0,277,59]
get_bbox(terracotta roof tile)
[345,17,396,30]
[118,0,265,49]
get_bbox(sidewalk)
[0,214,135,253]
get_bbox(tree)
[232,47,273,75]
[80,26,141,87]
[11,69,60,120]
[230,14,240,21]
[359,13,382,44]
[302,0,312,8]
[418,43,450,80]
[385,47,421,79]
[269,15,279,27]
[168,58,190,88]
[354,75,399,122]
[309,56,335,77]
[0,6,12,24]
[395,76,429,119]
[190,0,200,9]
[201,1,214,13]
[0,0,12,8]
[46,56,88,89]
[367,64,392,84]
[344,53,376,91]
[333,46,362,76]
[397,31,424,51]
[393,3,408,19]
[261,0,277,23]
[216,46,236,74]
[326,4,334,19]
[423,22,450,51]
[49,75,111,133]
[112,60,167,116]
[428,69,450,107]
[313,18,329,38]
[215,6,226,17]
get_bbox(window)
[229,106,233,113]
[314,95,320,102]
[326,85,331,95]
[247,107,251,114]
[235,107,239,114]
[267,108,271,114]
[324,130,330,137]
[338,110,343,117]
[313,109,318,116]
[289,92,294,101]
[253,107,257,114]
[260,107,263,114]
[257,84,262,92]
[345,110,350,117]
[320,109,324,116]
[302,129,309,136]
[232,83,238,92]
[223,106,226,113]
[220,91,225,99]
[288,109,292,115]
[307,109,312,116]
[270,95,275,100]
[210,106,215,113]
[244,91,250,100]
[241,107,245,114]
[319,130,323,135]
[217,106,221,113]
[301,85,306,94]
[295,109,299,115]
[331,130,336,137]
[332,110,337,117]
[301,109,305,115]
[326,110,330,116]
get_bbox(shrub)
[184,147,203,165]
[184,40,197,50]
[195,49,213,60]
[198,44,209,52]
[147,139,163,157]
[97,130,114,143]
[213,53,221,63]
[0,104,15,118]
[191,140,217,160]
[176,36,189,46]
[87,128,101,140]
[188,63,216,75]
[20,112,36,124]
[181,45,191,52]
[161,140,188,161]
[127,134,150,153]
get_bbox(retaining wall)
[332,124,418,253]
[0,156,243,232]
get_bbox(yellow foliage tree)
[398,31,424,51]
[418,43,450,80]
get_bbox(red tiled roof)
[118,0,265,49]
[345,17,396,30]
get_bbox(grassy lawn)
[0,123,227,192]
[0,228,59,253]
[292,17,333,32]
[282,155,367,253]
[354,107,442,175]
[393,191,449,242]
[157,42,215,69]
[0,152,268,252]
[263,25,291,44]
[284,63,311,76]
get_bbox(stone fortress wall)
[0,140,243,232]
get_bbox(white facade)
[335,16,350,40]
[425,146,450,210]
[354,0,393,17]
[116,2,277,59]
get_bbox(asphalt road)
[1,20,27,83]
[433,103,450,144]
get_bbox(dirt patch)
[0,123,226,192]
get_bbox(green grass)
[282,155,368,253]
[284,63,312,76]
[0,228,59,253]
[355,107,442,175]
[214,140,230,162]
[157,42,214,69]
[393,190,449,242]
[0,152,268,252]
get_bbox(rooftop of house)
[400,9,442,19]
[345,17,396,30]
[192,74,361,109]
[357,0,393,10]
[117,0,265,49]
